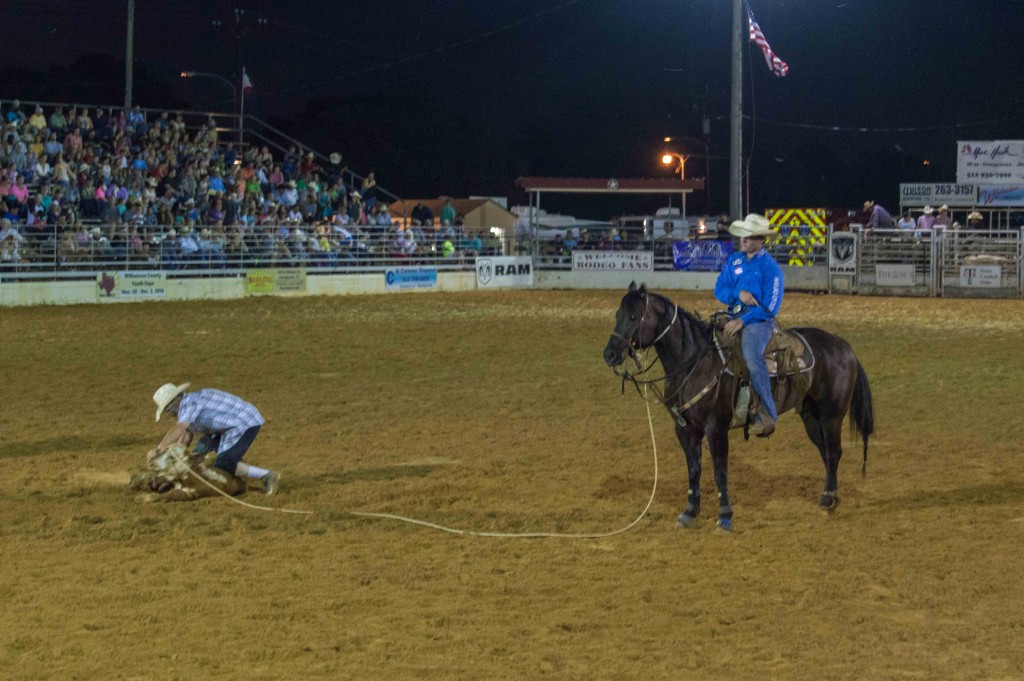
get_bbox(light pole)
[180,71,239,145]
[661,151,689,179]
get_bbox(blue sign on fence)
[672,241,734,271]
[385,267,438,290]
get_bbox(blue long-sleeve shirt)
[714,249,784,325]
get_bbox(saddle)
[713,323,813,377]
[712,320,815,429]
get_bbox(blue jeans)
[193,425,261,476]
[741,321,777,421]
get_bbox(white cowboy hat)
[728,213,775,238]
[967,210,983,221]
[939,204,949,211]
[922,205,934,215]
[153,382,190,422]
[863,200,874,209]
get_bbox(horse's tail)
[850,360,875,477]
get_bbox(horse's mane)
[645,289,714,342]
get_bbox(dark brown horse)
[603,283,874,530]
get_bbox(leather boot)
[754,405,776,438]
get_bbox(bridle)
[611,293,687,393]
[610,293,677,372]
[612,293,727,422]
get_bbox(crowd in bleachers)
[0,99,491,270]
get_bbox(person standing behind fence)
[933,205,952,229]
[897,211,915,231]
[863,200,893,230]
[915,205,935,238]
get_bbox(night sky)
[4,0,1023,218]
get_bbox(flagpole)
[730,0,743,220]
[239,68,245,148]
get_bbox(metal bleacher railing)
[0,223,501,278]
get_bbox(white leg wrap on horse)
[239,463,269,479]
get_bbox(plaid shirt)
[177,389,265,453]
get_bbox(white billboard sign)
[475,256,533,289]
[959,265,1001,288]
[572,251,654,272]
[899,183,976,208]
[875,264,916,287]
[97,271,167,301]
[956,141,1024,184]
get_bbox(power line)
[256,0,590,100]
[738,114,1019,133]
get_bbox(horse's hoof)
[715,518,733,532]
[676,512,699,529]
[818,494,841,513]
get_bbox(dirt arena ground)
[1,289,1023,680]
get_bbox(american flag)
[746,2,789,77]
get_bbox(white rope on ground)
[169,449,314,515]
[161,376,660,533]
[350,382,661,538]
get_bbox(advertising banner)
[571,251,653,271]
[875,264,916,287]
[97,271,167,301]
[956,141,1024,184]
[245,269,275,294]
[385,267,438,290]
[245,268,307,294]
[899,183,977,208]
[475,256,533,289]
[959,265,1001,288]
[976,185,1024,207]
[672,241,733,271]
[274,268,307,293]
[829,233,857,274]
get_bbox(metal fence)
[0,224,496,279]
[850,226,1021,298]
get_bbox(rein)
[614,297,726,420]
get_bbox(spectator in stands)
[6,100,26,125]
[438,220,455,242]
[440,198,456,227]
[43,130,62,157]
[411,201,433,227]
[48,106,68,133]
[127,106,146,135]
[862,200,893,230]
[915,206,935,237]
[77,108,94,132]
[28,106,46,132]
[298,151,318,178]
[440,235,455,258]
[281,180,299,207]
[563,229,578,254]
[933,204,952,228]
[967,210,984,229]
[64,127,83,157]
[10,175,28,205]
[897,211,915,231]
[461,230,483,259]
[360,172,378,210]
[178,224,199,261]
[0,231,21,266]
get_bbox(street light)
[180,70,241,145]
[661,151,689,179]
